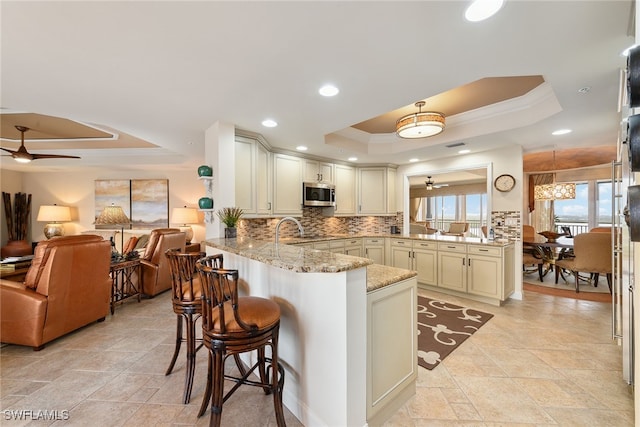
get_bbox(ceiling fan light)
[14,156,31,163]
[425,176,434,190]
[396,102,445,139]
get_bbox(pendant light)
[396,101,445,139]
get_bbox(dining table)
[523,235,574,280]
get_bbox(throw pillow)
[123,236,138,254]
[135,234,150,250]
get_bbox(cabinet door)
[318,162,334,183]
[359,168,386,214]
[365,246,385,265]
[468,255,501,298]
[438,251,467,291]
[413,248,437,286]
[303,160,334,183]
[391,245,412,270]
[345,246,362,257]
[235,138,255,213]
[273,154,303,215]
[255,143,272,215]
[334,164,356,215]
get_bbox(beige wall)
[1,167,206,246]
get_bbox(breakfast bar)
[203,237,418,427]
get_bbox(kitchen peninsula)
[203,237,418,427]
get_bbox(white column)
[204,121,235,239]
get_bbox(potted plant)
[217,207,244,238]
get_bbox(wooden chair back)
[165,249,208,303]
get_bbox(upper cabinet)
[273,153,303,216]
[303,159,334,183]
[334,164,356,215]
[235,135,272,216]
[358,167,397,215]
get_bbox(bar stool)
[196,257,286,427]
[164,249,223,404]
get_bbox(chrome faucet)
[275,216,304,244]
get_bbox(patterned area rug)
[417,296,494,370]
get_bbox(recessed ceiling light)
[458,149,471,154]
[464,0,504,22]
[262,119,278,128]
[319,84,339,97]
[348,157,358,161]
[296,145,308,151]
[409,158,419,163]
[552,129,572,136]
[577,86,591,94]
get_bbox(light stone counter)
[203,237,373,273]
[366,263,417,292]
[280,232,513,247]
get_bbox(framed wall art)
[94,180,131,229]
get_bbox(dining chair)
[164,249,221,404]
[554,232,612,293]
[441,222,469,236]
[196,258,286,426]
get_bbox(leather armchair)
[140,228,186,297]
[0,235,111,350]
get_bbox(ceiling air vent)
[446,142,465,148]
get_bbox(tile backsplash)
[237,208,402,240]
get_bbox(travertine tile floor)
[0,288,633,426]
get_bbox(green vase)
[198,197,214,209]
[197,165,213,177]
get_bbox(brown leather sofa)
[140,228,186,297]
[0,235,111,350]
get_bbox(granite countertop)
[366,264,417,292]
[281,232,512,247]
[204,237,373,273]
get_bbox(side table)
[109,258,141,314]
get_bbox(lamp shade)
[172,207,199,225]
[534,183,576,201]
[37,205,71,239]
[37,205,71,222]
[95,205,130,226]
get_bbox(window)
[419,192,487,236]
[597,180,613,226]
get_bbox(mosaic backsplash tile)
[237,208,401,240]
[491,210,521,242]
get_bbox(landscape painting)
[131,179,169,229]
[94,180,131,229]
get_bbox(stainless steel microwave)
[303,182,335,207]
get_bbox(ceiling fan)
[1,125,81,163]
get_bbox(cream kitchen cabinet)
[467,244,515,300]
[358,167,396,215]
[235,135,272,216]
[391,239,437,285]
[303,159,334,183]
[333,164,357,215]
[437,242,467,292]
[273,153,303,216]
[344,237,363,257]
[364,237,385,265]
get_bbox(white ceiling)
[0,1,635,172]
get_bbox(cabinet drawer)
[438,242,466,253]
[314,242,330,250]
[344,238,362,246]
[364,238,384,245]
[413,241,437,250]
[468,245,501,256]
[390,239,411,247]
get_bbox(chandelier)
[396,101,445,139]
[533,151,576,201]
[425,176,434,191]
[533,180,576,200]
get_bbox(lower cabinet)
[344,238,363,257]
[367,276,417,425]
[364,238,385,265]
[467,244,514,300]
[390,239,438,286]
[437,243,467,292]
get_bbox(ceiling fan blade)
[31,153,81,160]
[0,146,17,155]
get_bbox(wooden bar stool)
[196,257,286,427]
[164,249,223,404]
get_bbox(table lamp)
[37,204,71,239]
[95,204,131,255]
[171,206,198,244]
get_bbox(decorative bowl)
[197,165,213,177]
[538,231,565,243]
